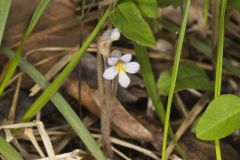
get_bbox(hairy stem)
[97,51,114,158]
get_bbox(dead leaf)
[64,79,161,147]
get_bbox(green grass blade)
[134,44,187,159]
[0,137,23,160]
[21,8,110,123]
[20,0,49,43]
[1,47,106,160]
[0,0,12,46]
[0,0,49,96]
[161,0,191,159]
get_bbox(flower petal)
[102,29,111,37]
[110,28,120,41]
[108,57,119,65]
[103,66,118,80]
[125,62,140,74]
[118,71,130,88]
[120,53,132,63]
[100,30,111,41]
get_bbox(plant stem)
[214,0,227,159]
[211,0,220,73]
[215,140,222,160]
[98,54,113,157]
[204,0,209,24]
[98,51,114,158]
[97,5,113,156]
[161,0,191,159]
[102,76,114,158]
[214,0,227,97]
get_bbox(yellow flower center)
[116,61,126,73]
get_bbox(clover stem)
[161,0,191,159]
[214,0,228,159]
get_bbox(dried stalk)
[97,35,114,158]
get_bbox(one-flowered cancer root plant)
[103,50,140,88]
[98,28,121,58]
[101,28,121,42]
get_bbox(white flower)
[101,28,120,42]
[103,51,140,88]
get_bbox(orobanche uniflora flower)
[101,28,120,42]
[98,28,120,58]
[103,50,140,88]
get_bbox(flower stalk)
[97,28,121,158]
